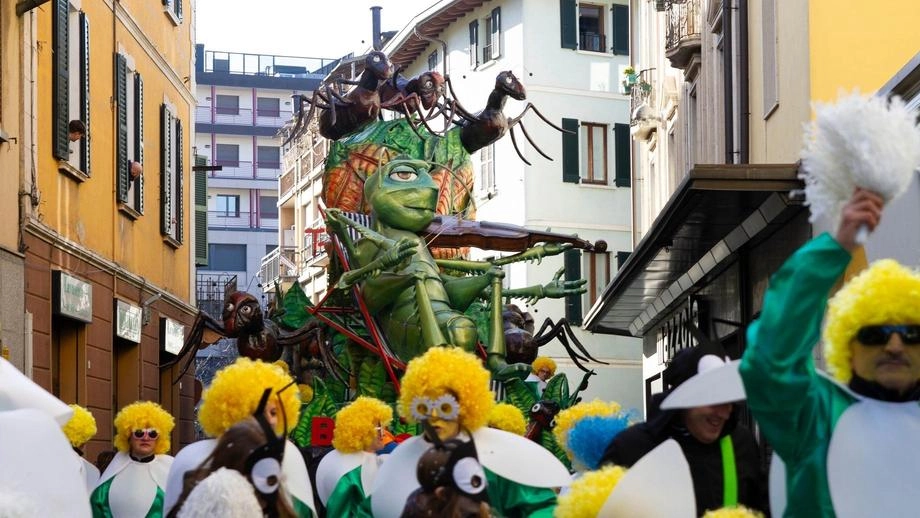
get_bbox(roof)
[383,0,492,69]
[583,164,805,336]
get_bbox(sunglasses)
[855,325,920,346]
[132,428,159,439]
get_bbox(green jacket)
[739,233,858,518]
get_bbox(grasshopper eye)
[389,168,418,182]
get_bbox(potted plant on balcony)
[622,66,638,94]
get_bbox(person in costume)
[553,399,630,473]
[600,346,766,515]
[169,395,297,518]
[90,400,175,517]
[369,346,571,518]
[315,396,393,517]
[63,403,101,490]
[740,188,920,517]
[400,435,491,518]
[487,402,527,435]
[162,357,315,517]
[525,356,556,397]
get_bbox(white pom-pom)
[800,92,920,223]
[176,467,263,518]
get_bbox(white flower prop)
[800,92,920,235]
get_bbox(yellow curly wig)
[532,356,557,375]
[702,506,764,518]
[555,464,627,518]
[62,404,97,448]
[553,399,623,457]
[487,403,526,435]
[333,397,393,453]
[398,347,494,432]
[113,401,174,454]
[198,357,301,437]
[823,259,920,381]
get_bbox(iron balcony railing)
[202,49,334,77]
[629,69,657,125]
[580,32,607,53]
[209,160,280,180]
[259,246,299,287]
[665,0,702,69]
[279,135,328,200]
[300,220,330,268]
[196,106,290,128]
[195,273,237,319]
[207,210,278,230]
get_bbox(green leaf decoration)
[290,378,338,448]
[464,302,492,349]
[391,418,421,437]
[539,429,571,469]
[543,373,572,409]
[502,378,537,417]
[276,281,314,331]
[357,357,387,399]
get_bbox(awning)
[583,164,804,336]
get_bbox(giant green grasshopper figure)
[325,156,586,380]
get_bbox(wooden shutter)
[469,21,479,68]
[176,119,184,243]
[160,104,173,235]
[490,7,501,58]
[614,123,631,187]
[79,12,90,175]
[564,249,583,326]
[134,74,144,213]
[612,4,630,55]
[194,156,208,266]
[52,0,69,160]
[175,0,182,21]
[616,251,631,269]
[561,118,580,183]
[560,0,577,49]
[115,53,129,203]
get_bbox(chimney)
[371,6,383,51]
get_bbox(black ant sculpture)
[445,71,572,166]
[378,68,452,138]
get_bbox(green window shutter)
[564,249,583,326]
[79,12,90,175]
[616,251,631,269]
[194,156,208,266]
[134,74,144,213]
[560,0,577,49]
[562,118,580,183]
[612,4,630,55]
[614,123,631,187]
[160,104,172,235]
[469,21,479,68]
[176,119,184,244]
[115,53,129,203]
[52,0,69,160]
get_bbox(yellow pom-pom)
[532,356,557,375]
[555,465,627,518]
[198,357,301,437]
[113,401,174,454]
[702,506,764,518]
[398,347,494,432]
[332,397,393,453]
[298,383,314,404]
[487,403,527,435]
[62,404,97,448]
[553,399,623,457]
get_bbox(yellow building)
[18,0,197,460]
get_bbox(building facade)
[18,0,198,460]
[194,45,329,314]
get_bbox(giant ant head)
[411,71,446,110]
[365,51,396,81]
[496,71,526,101]
[222,292,264,337]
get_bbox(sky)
[195,0,439,60]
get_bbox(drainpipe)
[738,0,749,164]
[722,0,733,164]
[371,6,383,51]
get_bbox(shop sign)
[52,271,92,323]
[115,300,142,343]
[161,317,185,355]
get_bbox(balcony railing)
[665,0,702,70]
[300,222,330,268]
[279,135,328,200]
[580,32,607,53]
[209,160,279,180]
[629,69,656,123]
[195,273,237,319]
[207,210,278,230]
[201,49,334,77]
[196,106,289,128]
[259,246,299,287]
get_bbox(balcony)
[207,210,278,230]
[196,106,289,128]
[665,0,702,70]
[195,273,237,319]
[300,221,330,269]
[200,49,334,77]
[210,160,279,180]
[259,246,299,288]
[580,32,607,53]
[629,69,659,141]
[279,135,328,201]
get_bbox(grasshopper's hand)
[379,238,418,270]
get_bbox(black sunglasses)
[855,325,920,346]
[132,428,159,439]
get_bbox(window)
[428,50,439,71]
[257,97,280,117]
[579,4,606,52]
[259,196,278,219]
[564,249,583,325]
[215,95,239,115]
[52,1,90,176]
[469,20,479,68]
[115,53,145,215]
[584,251,611,308]
[483,7,501,62]
[205,244,246,271]
[479,144,495,194]
[257,146,280,169]
[215,144,240,167]
[160,104,184,244]
[266,244,277,256]
[163,0,183,24]
[216,195,240,217]
[581,122,608,184]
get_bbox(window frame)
[117,52,145,217]
[581,122,608,185]
[216,194,241,218]
[160,104,184,246]
[162,0,183,25]
[479,144,496,196]
[483,7,502,62]
[203,243,247,272]
[578,3,606,53]
[53,1,91,179]
[256,96,281,118]
[427,49,439,71]
[215,94,239,115]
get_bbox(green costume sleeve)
[90,479,114,518]
[325,466,372,518]
[291,495,316,518]
[485,469,557,518]
[739,233,851,460]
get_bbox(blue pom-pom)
[567,414,632,470]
